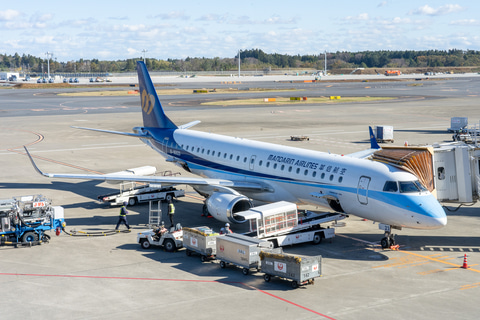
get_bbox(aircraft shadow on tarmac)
[0,180,112,204]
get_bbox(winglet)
[24,146,50,177]
[369,126,381,149]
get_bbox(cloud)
[0,9,21,21]
[344,13,369,21]
[197,13,228,23]
[410,4,464,16]
[378,1,388,7]
[450,19,480,26]
[113,24,146,32]
[153,11,189,20]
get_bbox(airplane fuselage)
[139,127,447,230]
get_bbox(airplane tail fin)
[369,126,381,149]
[136,61,177,129]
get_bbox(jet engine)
[205,193,253,224]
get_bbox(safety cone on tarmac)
[462,254,469,269]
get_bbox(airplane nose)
[434,215,447,227]
[422,197,447,229]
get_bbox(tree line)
[1,49,480,74]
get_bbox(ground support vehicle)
[260,251,322,288]
[216,233,274,275]
[448,117,468,132]
[183,226,222,261]
[0,195,65,246]
[236,201,346,248]
[137,224,183,252]
[98,171,184,206]
[374,125,394,143]
[290,135,309,141]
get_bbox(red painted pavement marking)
[0,272,336,319]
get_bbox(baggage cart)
[183,226,221,262]
[260,251,322,288]
[216,233,273,275]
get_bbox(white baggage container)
[216,233,273,275]
[183,226,222,261]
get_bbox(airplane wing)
[24,147,265,191]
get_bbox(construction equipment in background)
[385,70,401,76]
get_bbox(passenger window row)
[182,144,344,183]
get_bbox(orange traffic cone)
[462,254,469,269]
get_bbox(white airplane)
[25,61,446,248]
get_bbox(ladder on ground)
[148,200,162,227]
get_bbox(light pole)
[45,52,53,79]
[142,49,148,64]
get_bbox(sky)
[1,0,480,62]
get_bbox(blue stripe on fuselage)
[146,127,439,220]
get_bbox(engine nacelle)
[206,193,253,224]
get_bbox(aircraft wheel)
[140,238,151,249]
[380,237,390,249]
[164,239,175,252]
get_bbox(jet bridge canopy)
[372,146,435,193]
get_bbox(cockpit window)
[383,181,398,192]
[399,180,427,193]
[414,180,428,192]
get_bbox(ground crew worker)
[115,201,130,230]
[168,200,175,228]
[224,223,232,234]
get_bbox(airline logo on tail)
[141,89,154,115]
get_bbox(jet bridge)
[371,142,480,204]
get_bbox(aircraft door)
[249,155,256,171]
[357,176,371,205]
[162,137,169,154]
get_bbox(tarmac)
[1,75,480,319]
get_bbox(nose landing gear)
[379,224,399,249]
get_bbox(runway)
[1,76,480,319]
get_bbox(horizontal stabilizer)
[178,120,201,129]
[72,126,151,138]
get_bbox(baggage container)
[448,117,468,132]
[374,125,394,143]
[260,251,322,288]
[183,226,221,261]
[216,233,273,275]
